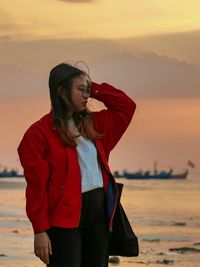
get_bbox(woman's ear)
[58,86,65,100]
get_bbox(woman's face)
[71,74,90,112]
[62,74,91,116]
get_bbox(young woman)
[17,62,136,267]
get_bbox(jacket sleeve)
[91,82,136,156]
[17,124,50,234]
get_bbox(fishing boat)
[115,169,188,179]
[113,160,194,180]
[0,167,23,178]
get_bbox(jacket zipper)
[108,175,119,232]
[91,141,119,232]
[77,182,83,227]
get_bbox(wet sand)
[0,173,200,267]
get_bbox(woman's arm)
[90,82,136,156]
[17,124,50,234]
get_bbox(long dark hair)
[49,62,104,147]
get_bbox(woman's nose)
[82,90,91,99]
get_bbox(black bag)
[108,182,139,257]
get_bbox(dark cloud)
[119,30,200,66]
[0,35,12,41]
[0,64,48,101]
[1,30,200,100]
[90,51,200,98]
[58,0,95,2]
[1,50,200,101]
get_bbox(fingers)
[34,233,52,264]
[48,238,52,256]
[35,246,50,264]
[35,247,48,263]
[43,246,50,264]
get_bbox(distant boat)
[113,169,188,180]
[0,167,24,178]
[113,160,193,180]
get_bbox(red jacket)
[17,82,136,234]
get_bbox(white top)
[68,118,104,193]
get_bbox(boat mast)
[153,161,157,174]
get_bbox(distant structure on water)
[0,160,195,179]
[113,160,195,180]
[0,165,23,178]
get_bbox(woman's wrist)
[34,230,46,235]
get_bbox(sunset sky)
[1,0,200,40]
[0,0,200,173]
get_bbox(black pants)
[46,187,110,267]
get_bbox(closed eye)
[78,86,91,91]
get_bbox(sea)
[0,171,200,267]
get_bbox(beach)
[0,173,200,267]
